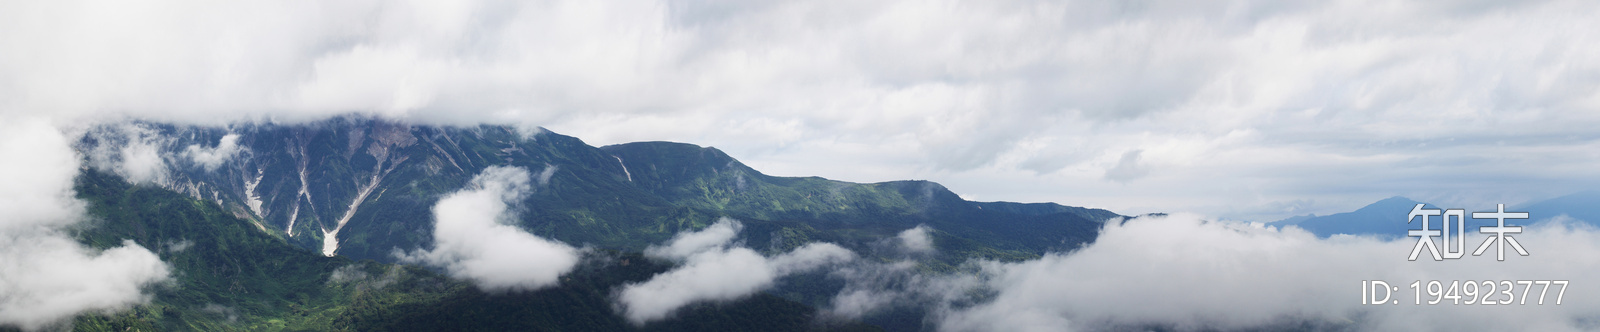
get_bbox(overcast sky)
[3,0,1598,220]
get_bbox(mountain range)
[39,115,1127,331]
[36,115,1599,331]
[1269,193,1600,238]
[78,116,1118,263]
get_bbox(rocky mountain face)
[74,115,1119,264]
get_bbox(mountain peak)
[1375,195,1418,203]
[1271,196,1433,238]
[1356,196,1427,212]
[1517,190,1600,225]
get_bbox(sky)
[4,0,1600,221]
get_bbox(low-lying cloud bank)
[7,0,1600,221]
[618,218,855,324]
[0,117,171,331]
[397,165,581,292]
[834,213,1600,331]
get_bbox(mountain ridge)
[74,115,1121,265]
[1516,190,1600,226]
[49,115,1125,331]
[1269,194,1598,238]
[57,169,880,331]
[1268,196,1436,238]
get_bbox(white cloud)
[933,213,1600,331]
[327,265,369,284]
[1103,149,1150,183]
[80,123,171,186]
[182,133,242,171]
[618,218,855,324]
[0,237,171,331]
[3,0,1600,222]
[164,239,194,253]
[198,303,239,323]
[643,217,743,260]
[534,164,558,187]
[823,260,982,320]
[896,225,934,254]
[770,242,857,276]
[397,165,581,292]
[0,116,171,331]
[328,264,401,289]
[3,2,1599,327]
[620,245,773,324]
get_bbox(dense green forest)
[38,170,880,331]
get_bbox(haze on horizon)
[3,0,1599,221]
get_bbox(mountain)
[53,115,1122,331]
[1269,196,1438,238]
[1272,195,1581,239]
[1517,190,1600,226]
[75,116,1119,265]
[971,201,1124,222]
[52,169,880,331]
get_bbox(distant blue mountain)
[1271,195,1584,238]
[1518,190,1600,226]
[1269,196,1440,238]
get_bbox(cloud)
[619,244,773,324]
[79,123,171,185]
[770,241,858,276]
[618,218,855,324]
[1103,149,1150,183]
[4,0,1600,219]
[328,264,401,289]
[896,225,934,254]
[164,239,194,253]
[182,133,242,171]
[198,303,239,323]
[0,237,172,331]
[397,165,581,292]
[327,265,370,284]
[642,217,743,260]
[1,2,1596,328]
[823,260,982,321]
[0,116,171,331]
[930,213,1600,331]
[535,164,558,187]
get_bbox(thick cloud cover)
[825,213,1600,331]
[5,0,1600,219]
[0,117,171,331]
[618,218,855,324]
[397,165,581,292]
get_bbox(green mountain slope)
[79,116,1120,265]
[52,170,878,332]
[603,141,1109,260]
[58,116,1121,331]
